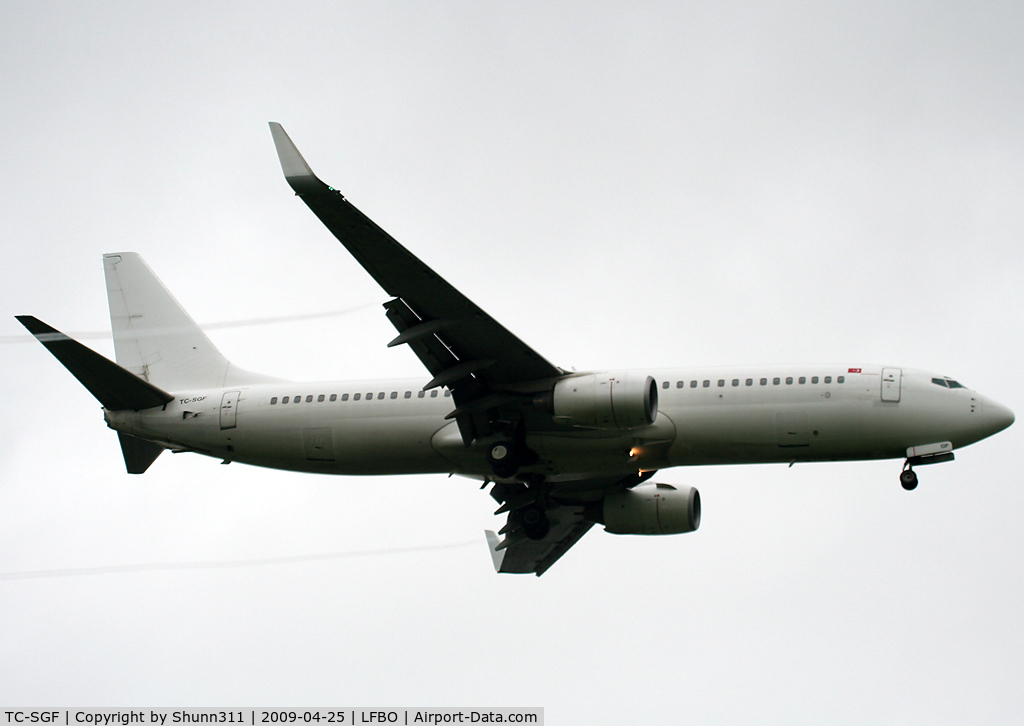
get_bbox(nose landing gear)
[899,444,956,490]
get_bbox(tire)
[900,470,918,491]
[487,440,519,478]
[521,504,550,540]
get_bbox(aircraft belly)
[666,401,862,465]
[664,394,969,465]
[122,398,451,475]
[236,414,449,474]
[667,404,778,465]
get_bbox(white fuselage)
[105,364,1013,499]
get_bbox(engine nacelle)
[551,372,658,429]
[603,483,701,535]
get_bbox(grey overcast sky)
[2,2,1023,722]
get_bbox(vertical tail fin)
[103,253,280,390]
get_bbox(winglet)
[484,530,506,572]
[269,122,323,192]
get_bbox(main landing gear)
[900,463,918,491]
[486,440,520,479]
[489,478,552,543]
[485,426,538,479]
[520,502,551,540]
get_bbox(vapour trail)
[0,540,479,581]
[2,304,377,344]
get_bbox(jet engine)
[551,372,658,429]
[602,483,701,535]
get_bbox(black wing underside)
[268,123,618,576]
[487,513,594,576]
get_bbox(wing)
[486,512,594,576]
[482,470,654,576]
[269,123,563,444]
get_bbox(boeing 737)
[17,123,1015,575]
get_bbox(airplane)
[16,122,1015,576]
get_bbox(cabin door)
[219,390,240,429]
[881,368,902,402]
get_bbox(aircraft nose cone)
[986,400,1015,434]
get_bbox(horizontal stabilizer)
[16,316,173,411]
[118,432,165,474]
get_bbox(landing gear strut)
[900,464,918,491]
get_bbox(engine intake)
[602,483,701,535]
[551,372,658,429]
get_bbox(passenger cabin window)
[662,381,669,389]
[390,391,397,399]
[353,393,361,401]
[798,377,806,384]
[270,397,278,405]
[760,378,767,386]
[746,379,753,386]
[306,395,313,403]
[676,381,684,388]
[786,377,793,385]
[838,376,845,383]
[718,380,725,387]
[318,394,325,402]
[282,396,289,404]
[431,390,438,397]
[341,394,349,401]
[824,376,831,384]
[703,380,710,388]
[773,378,780,385]
[418,390,425,398]
[691,381,698,388]
[330,394,337,402]
[444,390,451,397]
[811,377,818,384]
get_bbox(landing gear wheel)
[521,504,551,540]
[900,469,918,491]
[487,440,520,478]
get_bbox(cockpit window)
[931,378,949,388]
[932,377,967,389]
